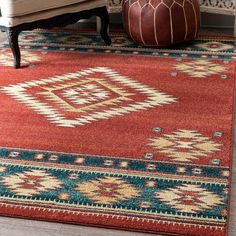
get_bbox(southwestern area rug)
[0,30,235,236]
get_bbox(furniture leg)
[96,17,101,32]
[96,7,112,45]
[1,5,111,68]
[6,28,21,68]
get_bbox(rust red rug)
[0,31,235,236]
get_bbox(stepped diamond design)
[195,41,234,52]
[19,32,47,42]
[1,67,177,127]
[56,34,93,44]
[76,176,140,204]
[174,59,226,78]
[0,50,41,66]
[156,184,224,213]
[148,129,222,162]
[1,169,62,196]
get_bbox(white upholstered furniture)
[0,0,111,68]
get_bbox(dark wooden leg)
[6,28,21,68]
[96,7,112,45]
[2,8,110,68]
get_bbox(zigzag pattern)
[1,67,177,127]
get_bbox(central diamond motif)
[1,169,62,196]
[195,41,235,52]
[174,59,226,78]
[156,184,224,213]
[61,83,111,106]
[76,176,140,204]
[148,129,222,162]
[1,67,176,127]
[0,50,41,66]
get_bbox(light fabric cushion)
[0,0,107,27]
[0,0,89,17]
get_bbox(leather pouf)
[122,0,200,47]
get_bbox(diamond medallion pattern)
[156,184,224,213]
[0,29,234,236]
[195,41,235,52]
[0,50,41,66]
[1,169,62,196]
[174,59,227,77]
[1,67,177,127]
[76,176,141,204]
[148,129,222,162]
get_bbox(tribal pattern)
[148,129,222,162]
[0,29,234,236]
[0,147,229,235]
[0,50,41,66]
[0,31,234,60]
[174,60,227,78]
[1,67,176,127]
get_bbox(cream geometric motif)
[19,32,47,42]
[156,184,224,213]
[76,176,140,204]
[1,67,177,127]
[174,59,227,78]
[0,50,41,66]
[61,83,110,105]
[111,36,132,47]
[1,170,62,196]
[56,34,93,44]
[37,77,134,114]
[148,129,222,162]
[195,41,235,52]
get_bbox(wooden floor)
[0,28,235,236]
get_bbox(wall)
[109,12,234,29]
[201,13,234,28]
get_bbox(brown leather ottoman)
[123,0,200,47]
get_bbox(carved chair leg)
[6,28,21,68]
[3,8,111,68]
[96,7,112,45]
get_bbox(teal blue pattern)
[1,30,235,60]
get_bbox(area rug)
[0,30,235,236]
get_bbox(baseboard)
[201,24,233,29]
